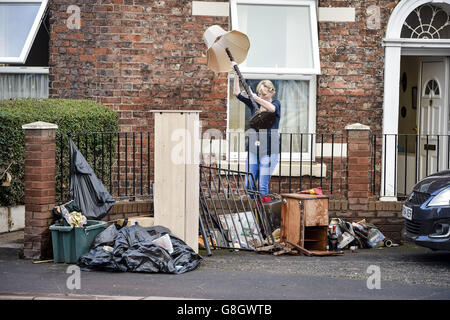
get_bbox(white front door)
[418,58,449,178]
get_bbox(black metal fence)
[371,134,450,198]
[199,165,274,252]
[201,132,346,197]
[56,131,153,203]
[56,130,347,202]
[55,129,450,204]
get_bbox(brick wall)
[330,199,403,242]
[316,0,400,135]
[49,1,402,136]
[23,123,58,260]
[45,1,407,242]
[105,200,153,222]
[329,124,403,242]
[49,0,228,133]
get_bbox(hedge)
[0,98,119,207]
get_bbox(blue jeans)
[245,151,279,196]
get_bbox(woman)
[231,61,281,200]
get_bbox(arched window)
[401,4,450,39]
[424,79,440,97]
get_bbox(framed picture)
[412,86,417,109]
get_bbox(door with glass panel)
[418,58,449,178]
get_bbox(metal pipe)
[201,167,234,246]
[221,169,255,249]
[225,48,258,110]
[140,132,143,195]
[289,133,292,193]
[331,134,335,194]
[300,133,303,191]
[213,167,245,249]
[310,133,313,189]
[320,134,324,189]
[198,211,212,256]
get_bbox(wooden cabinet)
[280,193,329,251]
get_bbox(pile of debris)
[328,218,398,251]
[77,223,203,274]
[52,200,87,228]
[256,240,344,257]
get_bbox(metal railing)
[56,130,347,202]
[56,131,153,203]
[201,132,346,197]
[372,133,450,198]
[199,165,274,252]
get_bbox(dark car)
[402,169,450,251]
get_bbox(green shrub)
[0,98,119,207]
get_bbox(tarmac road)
[0,231,449,300]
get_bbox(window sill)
[0,66,49,74]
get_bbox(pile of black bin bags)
[77,223,203,274]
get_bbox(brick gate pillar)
[22,121,58,260]
[345,123,371,215]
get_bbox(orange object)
[298,187,323,195]
[198,236,216,249]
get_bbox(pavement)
[1,230,450,301]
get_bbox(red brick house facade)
[3,0,450,255]
[47,0,405,236]
[47,0,397,134]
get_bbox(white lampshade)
[203,25,250,72]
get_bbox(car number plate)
[402,205,412,220]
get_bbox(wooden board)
[280,197,302,247]
[153,111,200,253]
[154,112,186,241]
[286,241,312,256]
[184,112,199,252]
[303,198,328,227]
[308,250,344,256]
[286,241,343,257]
[280,193,329,200]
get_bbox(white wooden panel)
[184,113,200,252]
[155,113,186,240]
[153,111,200,253]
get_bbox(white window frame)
[0,0,49,64]
[227,0,320,163]
[0,66,49,74]
[229,0,321,75]
[227,73,317,162]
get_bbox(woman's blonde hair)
[256,80,275,95]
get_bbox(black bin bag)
[77,224,203,274]
[69,138,115,220]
